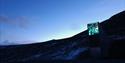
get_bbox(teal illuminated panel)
[87,22,99,35]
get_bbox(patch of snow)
[64,48,87,60]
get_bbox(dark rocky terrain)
[0,11,125,63]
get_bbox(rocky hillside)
[0,11,125,63]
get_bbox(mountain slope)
[0,11,125,63]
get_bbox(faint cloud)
[0,15,10,23]
[0,15,30,44]
[0,15,29,28]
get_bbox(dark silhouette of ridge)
[0,11,125,63]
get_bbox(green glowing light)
[87,22,99,35]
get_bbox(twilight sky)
[0,0,125,44]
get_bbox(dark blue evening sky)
[0,0,125,44]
